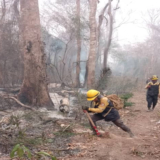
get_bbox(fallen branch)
[0,94,36,111]
[62,125,71,132]
[62,123,75,132]
[6,97,36,111]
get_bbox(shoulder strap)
[103,107,113,117]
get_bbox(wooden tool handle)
[85,111,95,127]
[84,110,101,136]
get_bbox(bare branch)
[0,94,36,111]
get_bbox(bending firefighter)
[82,89,134,137]
[145,75,160,111]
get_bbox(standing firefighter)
[145,75,160,111]
[82,89,134,137]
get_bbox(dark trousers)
[147,94,158,110]
[90,114,131,133]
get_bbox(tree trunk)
[103,0,113,75]
[98,2,109,42]
[76,0,81,87]
[0,0,6,86]
[18,0,54,109]
[87,0,97,88]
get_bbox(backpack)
[106,94,124,110]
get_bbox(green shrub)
[120,93,133,101]
[124,102,135,107]
[121,93,134,108]
[10,144,57,160]
[10,144,31,159]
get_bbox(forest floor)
[1,90,160,160]
[66,90,160,160]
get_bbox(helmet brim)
[87,97,96,101]
[152,78,158,80]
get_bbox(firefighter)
[145,75,160,111]
[82,89,134,137]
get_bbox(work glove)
[82,106,89,111]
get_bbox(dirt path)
[65,91,160,160]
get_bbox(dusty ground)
[62,91,160,160]
[1,91,160,160]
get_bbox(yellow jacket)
[88,97,109,113]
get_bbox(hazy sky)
[39,0,160,45]
[113,0,160,45]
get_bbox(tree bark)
[18,0,54,109]
[0,0,6,86]
[75,0,81,87]
[87,0,97,88]
[103,0,113,74]
[98,2,109,42]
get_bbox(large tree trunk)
[87,0,97,88]
[18,0,54,109]
[75,0,81,87]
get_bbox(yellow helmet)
[87,89,100,101]
[152,75,158,80]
